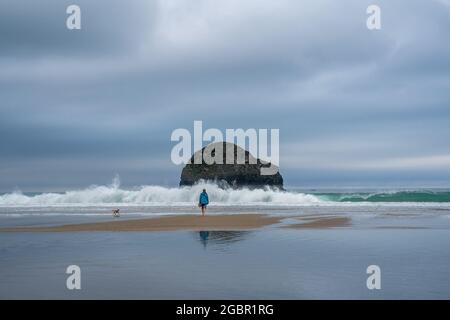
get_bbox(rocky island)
[179,142,284,189]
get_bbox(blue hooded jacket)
[199,191,209,205]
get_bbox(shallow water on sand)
[1,225,450,299]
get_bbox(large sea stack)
[179,142,283,189]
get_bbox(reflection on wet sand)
[197,230,251,249]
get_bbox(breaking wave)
[0,179,322,206]
[1,177,449,207]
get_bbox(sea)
[1,181,450,299]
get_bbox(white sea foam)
[1,179,450,209]
[0,181,323,207]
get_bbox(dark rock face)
[179,142,283,189]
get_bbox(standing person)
[198,189,209,216]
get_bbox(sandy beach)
[1,205,450,299]
[0,214,354,232]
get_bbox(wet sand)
[0,214,357,232]
[283,217,351,229]
[0,214,283,232]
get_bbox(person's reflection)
[199,231,210,248]
[197,230,250,249]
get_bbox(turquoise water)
[314,190,450,203]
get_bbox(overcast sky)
[1,0,450,191]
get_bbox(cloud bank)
[1,0,449,190]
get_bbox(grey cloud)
[0,0,156,57]
[0,0,450,191]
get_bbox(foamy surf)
[0,178,449,208]
[0,181,322,207]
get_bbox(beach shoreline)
[1,209,450,299]
[0,213,353,232]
